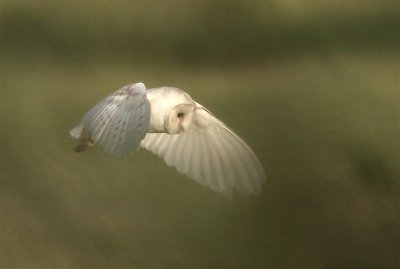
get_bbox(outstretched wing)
[70,83,151,157]
[141,103,266,196]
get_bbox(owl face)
[146,87,196,134]
[165,103,195,134]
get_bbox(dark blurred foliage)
[0,0,398,64]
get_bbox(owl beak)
[179,117,187,133]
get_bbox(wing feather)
[71,83,150,157]
[141,104,266,195]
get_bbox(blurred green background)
[1,0,399,268]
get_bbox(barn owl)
[70,82,266,196]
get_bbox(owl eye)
[177,112,184,118]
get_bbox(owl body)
[71,83,266,196]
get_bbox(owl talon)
[74,138,95,153]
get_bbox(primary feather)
[71,83,150,157]
[140,102,265,196]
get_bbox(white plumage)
[71,82,266,196]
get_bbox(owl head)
[165,103,195,134]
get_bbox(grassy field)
[1,1,399,268]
